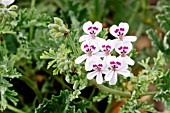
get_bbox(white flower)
[87,60,109,84]
[115,41,134,66]
[105,56,130,85]
[79,21,105,46]
[75,41,101,71]
[109,22,137,45]
[1,0,14,7]
[98,39,115,61]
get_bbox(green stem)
[31,0,36,8]
[140,91,157,97]
[29,0,36,41]
[91,80,131,97]
[68,33,79,56]
[43,68,72,90]
[54,76,72,90]
[19,76,43,103]
[7,104,26,113]
[88,88,95,100]
[104,103,112,113]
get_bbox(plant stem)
[29,0,36,41]
[104,103,112,113]
[7,104,26,113]
[91,80,131,97]
[88,88,95,100]
[140,91,157,96]
[68,32,79,56]
[19,76,43,103]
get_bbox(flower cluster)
[75,21,137,85]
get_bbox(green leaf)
[35,90,91,113]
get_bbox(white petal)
[96,72,103,84]
[93,21,103,35]
[105,71,113,81]
[95,52,105,57]
[75,54,87,64]
[109,72,117,85]
[125,56,135,65]
[83,21,92,35]
[117,70,130,77]
[87,71,97,80]
[95,37,105,47]
[117,57,128,70]
[119,22,129,36]
[115,41,132,54]
[2,0,14,6]
[102,69,109,75]
[107,39,116,50]
[85,58,93,71]
[79,35,91,42]
[123,36,137,42]
[109,25,119,38]
[106,56,117,67]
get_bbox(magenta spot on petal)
[93,64,97,68]
[123,46,128,50]
[98,64,103,67]
[110,61,115,65]
[118,46,122,50]
[91,45,96,50]
[93,27,98,30]
[84,44,89,48]
[102,45,105,48]
[88,27,92,30]
[116,62,121,66]
[114,29,119,33]
[120,28,125,31]
[106,45,111,49]
[84,44,88,48]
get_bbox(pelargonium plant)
[75,21,136,85]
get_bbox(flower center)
[118,46,128,57]
[88,26,99,39]
[114,28,125,40]
[102,45,111,56]
[84,44,96,56]
[93,64,103,72]
[110,61,121,71]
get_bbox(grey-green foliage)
[146,0,170,58]
[0,55,22,111]
[35,90,91,113]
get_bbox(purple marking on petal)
[120,28,125,31]
[114,29,119,33]
[110,61,115,65]
[93,64,97,68]
[84,44,88,48]
[116,62,121,66]
[123,46,128,50]
[91,45,96,50]
[106,45,111,49]
[98,64,103,67]
[93,27,98,30]
[118,46,122,50]
[102,45,105,48]
[88,27,92,30]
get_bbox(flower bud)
[55,32,64,38]
[9,5,18,10]
[8,11,17,17]
[48,24,60,30]
[59,27,69,33]
[54,17,63,26]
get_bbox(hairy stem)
[7,104,26,113]
[91,80,131,97]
